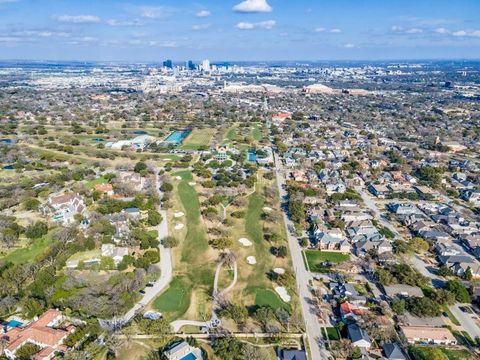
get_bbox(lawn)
[153,276,192,318]
[250,124,263,142]
[409,345,474,360]
[85,176,108,189]
[1,235,53,264]
[152,171,213,320]
[324,327,340,340]
[304,250,350,273]
[180,128,216,150]
[177,180,209,263]
[254,288,291,312]
[226,126,237,142]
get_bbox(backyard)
[304,250,350,272]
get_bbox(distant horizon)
[1,57,480,65]
[1,0,479,61]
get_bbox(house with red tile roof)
[2,309,75,360]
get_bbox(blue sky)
[0,0,480,61]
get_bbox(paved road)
[122,170,173,323]
[449,304,480,339]
[274,152,332,360]
[357,188,400,238]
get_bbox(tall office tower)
[187,60,196,70]
[201,59,210,72]
[163,59,173,69]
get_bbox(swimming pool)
[248,150,256,162]
[7,320,23,328]
[180,353,197,360]
[3,165,14,170]
[165,130,190,144]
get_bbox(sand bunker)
[275,286,291,302]
[263,206,273,212]
[273,267,285,275]
[174,223,184,230]
[246,256,257,265]
[174,211,185,218]
[238,238,253,247]
[175,176,182,180]
[188,182,196,186]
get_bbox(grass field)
[250,124,263,142]
[153,170,213,319]
[85,176,108,189]
[226,126,237,142]
[254,288,291,312]
[181,128,216,150]
[324,327,340,340]
[409,345,474,360]
[153,276,192,316]
[1,235,53,264]
[304,250,350,272]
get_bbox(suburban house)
[368,184,389,198]
[382,343,406,360]
[2,309,75,360]
[163,341,203,360]
[460,189,480,206]
[94,183,114,196]
[340,302,365,321]
[315,232,351,253]
[399,325,457,345]
[101,244,129,264]
[347,323,371,348]
[280,349,307,360]
[383,284,424,299]
[45,193,86,225]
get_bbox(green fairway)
[254,288,291,312]
[251,124,263,142]
[1,236,53,264]
[245,190,270,285]
[180,128,216,150]
[177,180,209,263]
[174,170,193,181]
[304,250,349,272]
[153,276,192,317]
[226,126,237,141]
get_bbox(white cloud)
[55,15,101,24]
[405,28,422,34]
[315,27,342,33]
[196,10,211,17]
[233,0,272,13]
[80,36,98,43]
[235,20,276,30]
[106,19,142,27]
[392,25,423,35]
[139,6,172,19]
[192,23,211,30]
[452,29,480,38]
[344,43,355,48]
[435,27,450,34]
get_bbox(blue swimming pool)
[0,139,13,145]
[3,165,14,170]
[248,150,256,162]
[7,320,23,328]
[180,353,197,360]
[131,130,147,135]
[165,130,190,144]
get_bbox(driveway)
[121,170,173,323]
[449,303,480,339]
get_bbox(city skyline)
[1,0,480,61]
